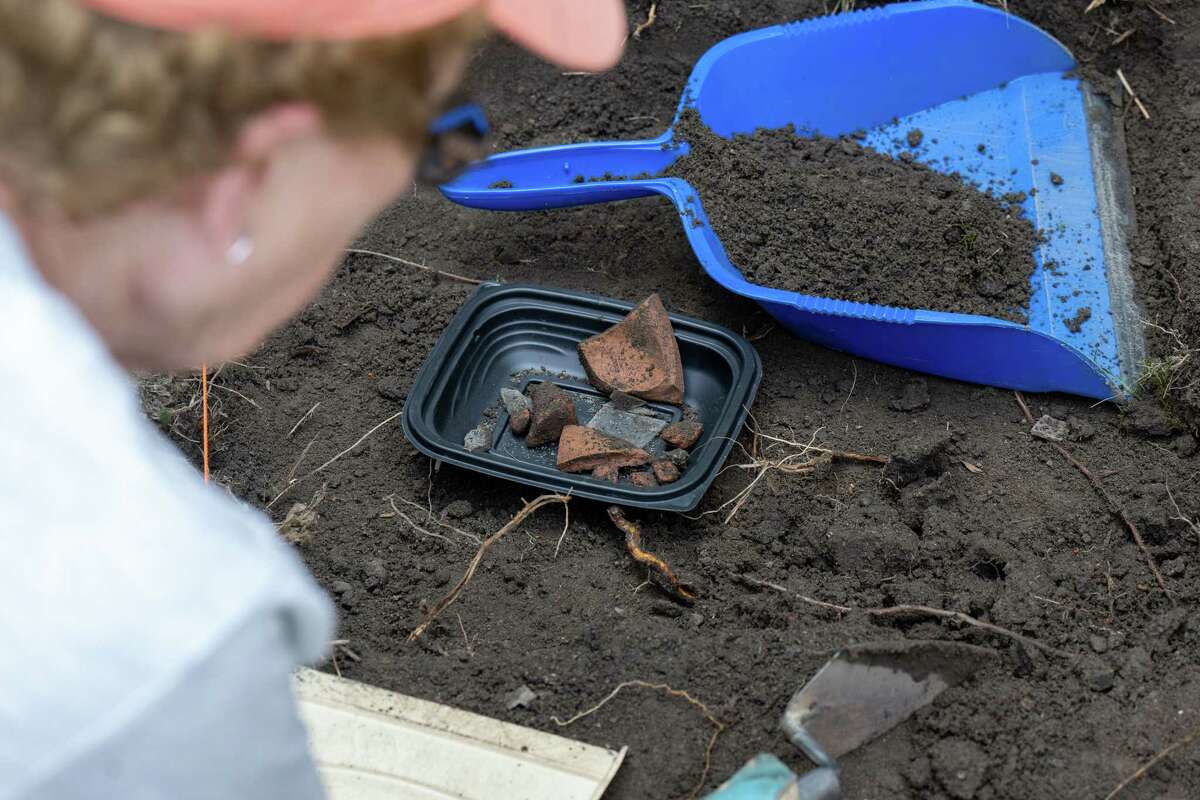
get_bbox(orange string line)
[201,364,210,482]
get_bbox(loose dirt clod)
[526,382,578,446]
[661,420,703,449]
[557,425,651,472]
[578,294,685,403]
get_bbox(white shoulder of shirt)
[0,215,335,796]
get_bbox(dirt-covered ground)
[147,2,1200,798]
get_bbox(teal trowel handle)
[439,134,691,212]
[704,754,840,800]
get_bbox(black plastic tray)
[401,283,762,511]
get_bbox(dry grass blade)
[1085,0,1106,12]
[1116,68,1151,120]
[346,247,483,285]
[311,411,403,476]
[408,493,571,641]
[1014,392,1172,604]
[552,680,725,800]
[1104,724,1200,799]
[288,402,320,439]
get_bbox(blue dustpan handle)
[439,135,683,212]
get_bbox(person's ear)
[198,102,323,257]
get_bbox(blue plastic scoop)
[441,0,1142,400]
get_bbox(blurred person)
[0,1,624,798]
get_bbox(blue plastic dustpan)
[441,0,1143,400]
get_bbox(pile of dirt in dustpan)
[469,294,705,488]
[663,109,1040,323]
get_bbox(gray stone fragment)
[505,685,537,710]
[464,421,494,452]
[500,387,530,416]
[1031,415,1069,442]
[665,449,690,469]
[610,390,646,411]
[586,402,668,448]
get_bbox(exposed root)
[1104,723,1200,800]
[409,494,571,641]
[552,679,724,800]
[1015,392,1172,604]
[632,2,657,38]
[384,495,481,546]
[703,417,887,523]
[608,506,696,603]
[736,573,1079,659]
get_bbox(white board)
[294,668,626,800]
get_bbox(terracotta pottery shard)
[660,420,703,450]
[557,425,650,473]
[577,294,685,404]
[651,460,681,484]
[592,463,620,483]
[526,383,578,446]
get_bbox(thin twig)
[552,680,724,800]
[409,494,571,641]
[1104,724,1200,799]
[347,247,483,285]
[632,2,657,38]
[1015,392,1172,603]
[1116,68,1151,120]
[287,402,320,439]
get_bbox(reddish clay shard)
[660,420,703,450]
[651,459,680,484]
[577,294,685,404]
[592,463,620,483]
[557,425,650,473]
[526,382,577,446]
[629,470,659,488]
[510,406,531,435]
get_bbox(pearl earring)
[226,233,254,266]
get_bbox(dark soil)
[153,3,1200,799]
[664,110,1038,322]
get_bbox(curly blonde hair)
[0,0,484,216]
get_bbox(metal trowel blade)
[783,640,993,760]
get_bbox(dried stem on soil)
[1014,392,1172,603]
[1116,68,1151,120]
[409,493,571,641]
[1104,723,1200,800]
[552,679,724,800]
[608,506,696,603]
[735,573,1078,658]
[346,247,483,285]
[287,402,320,439]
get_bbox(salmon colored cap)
[80,0,626,71]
